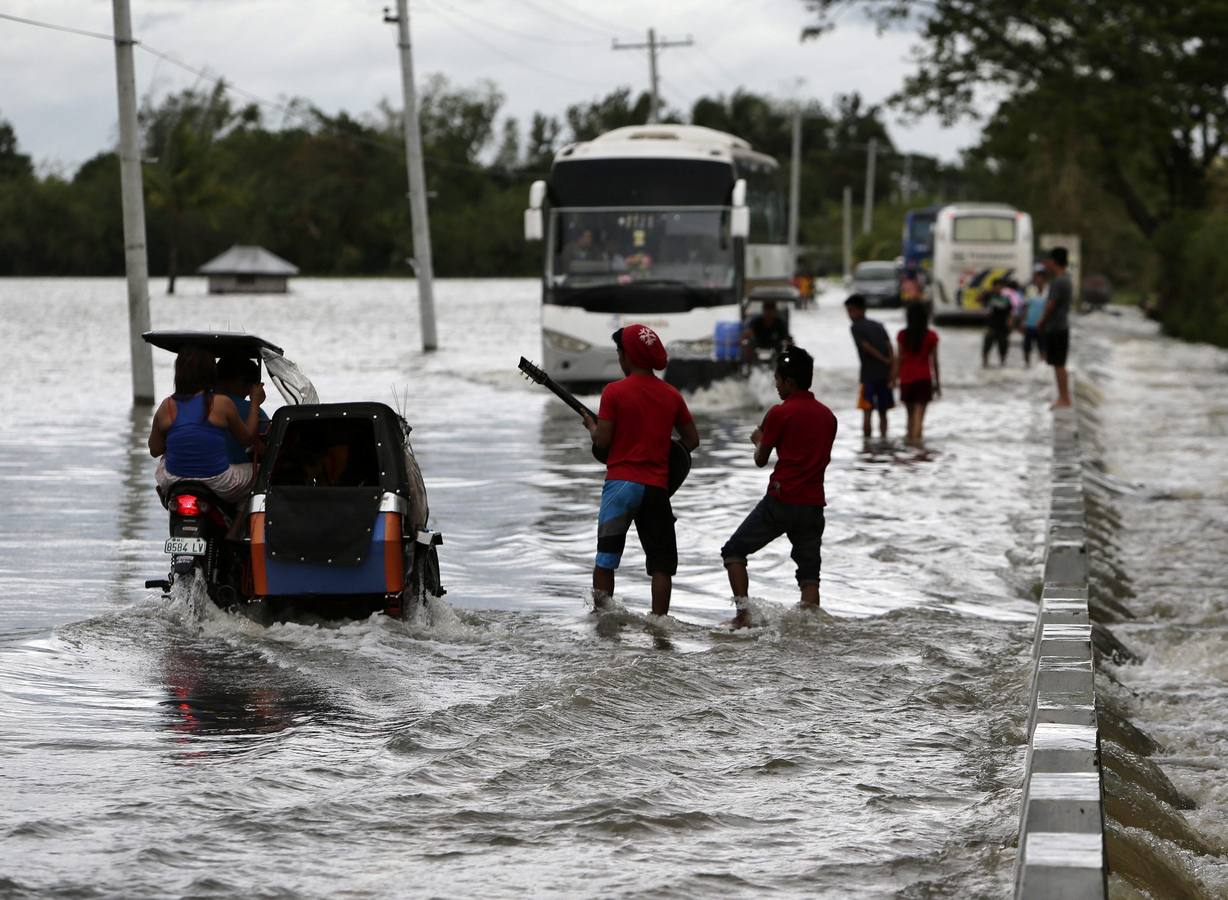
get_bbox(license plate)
[164,537,207,556]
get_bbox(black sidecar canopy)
[254,402,412,496]
[142,330,285,357]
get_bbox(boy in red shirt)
[584,325,700,616]
[721,347,838,627]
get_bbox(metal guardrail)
[1014,402,1109,899]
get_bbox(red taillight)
[174,494,205,516]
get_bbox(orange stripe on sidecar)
[250,512,268,596]
[383,513,404,593]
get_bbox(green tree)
[0,115,33,180]
[802,0,1228,239]
[139,83,249,292]
[565,87,652,142]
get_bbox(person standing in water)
[583,324,700,617]
[844,295,895,439]
[896,302,941,445]
[982,277,1015,367]
[1038,247,1074,407]
[721,348,837,628]
[1020,265,1049,366]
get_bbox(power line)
[0,8,538,178]
[0,10,112,41]
[502,0,623,39]
[420,1,601,47]
[428,3,610,87]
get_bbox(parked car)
[850,260,901,307]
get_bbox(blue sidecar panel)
[263,514,390,596]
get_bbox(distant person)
[742,299,792,360]
[1038,247,1074,407]
[895,302,941,445]
[148,346,266,504]
[721,348,837,628]
[583,325,700,617]
[1020,265,1049,366]
[982,278,1014,367]
[844,294,895,439]
[561,228,597,271]
[216,355,270,469]
[900,267,924,304]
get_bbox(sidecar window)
[269,419,380,488]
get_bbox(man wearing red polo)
[721,347,837,627]
[584,324,700,617]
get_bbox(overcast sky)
[1,0,984,175]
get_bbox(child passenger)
[895,302,941,445]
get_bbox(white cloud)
[0,0,985,172]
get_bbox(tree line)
[0,78,973,288]
[802,0,1228,345]
[6,0,1228,347]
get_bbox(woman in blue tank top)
[148,346,267,503]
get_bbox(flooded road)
[2,277,1065,897]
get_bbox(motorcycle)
[143,331,444,622]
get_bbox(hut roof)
[197,245,299,276]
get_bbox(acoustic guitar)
[518,357,690,496]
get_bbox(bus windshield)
[953,215,1016,243]
[908,215,934,246]
[550,208,736,289]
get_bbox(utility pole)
[862,137,877,235]
[842,186,852,280]
[902,152,913,205]
[612,28,693,123]
[385,1,438,351]
[111,0,154,405]
[787,108,801,277]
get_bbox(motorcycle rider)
[148,345,266,504]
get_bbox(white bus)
[524,125,788,388]
[931,203,1033,323]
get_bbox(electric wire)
[426,3,610,87]
[0,10,113,41]
[501,0,625,40]
[419,1,601,47]
[0,8,540,178]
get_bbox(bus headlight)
[543,329,592,352]
[668,338,715,358]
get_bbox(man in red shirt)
[584,324,700,616]
[721,347,838,627]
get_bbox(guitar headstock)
[518,356,548,385]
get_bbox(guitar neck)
[541,375,596,421]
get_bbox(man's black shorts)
[720,495,825,586]
[595,480,677,576]
[1046,329,1070,367]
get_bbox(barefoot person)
[583,325,700,617]
[1039,246,1073,407]
[844,295,895,439]
[721,348,837,627]
[896,302,941,444]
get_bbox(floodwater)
[0,277,1202,897]
[1075,315,1228,897]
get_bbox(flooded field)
[0,278,1218,897]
